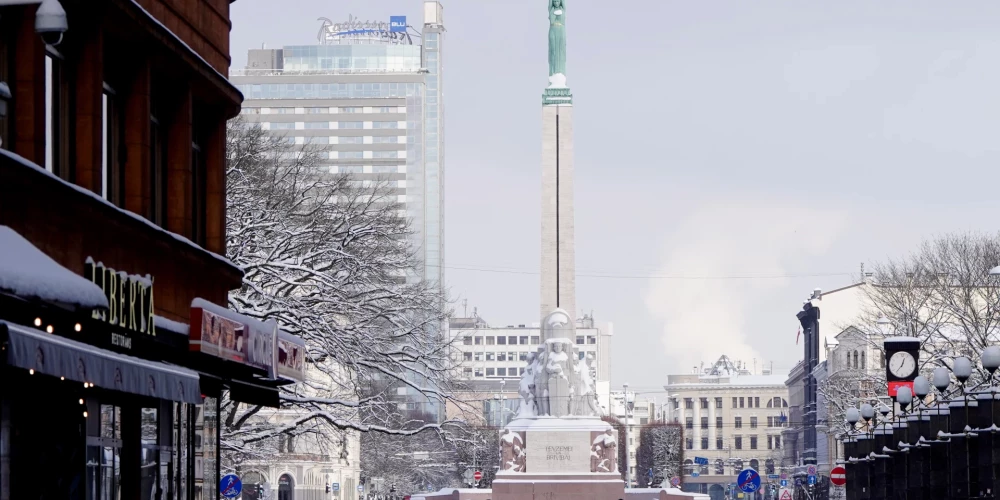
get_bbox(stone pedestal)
[492,417,624,500]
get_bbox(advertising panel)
[276,332,306,382]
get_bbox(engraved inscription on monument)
[529,431,590,473]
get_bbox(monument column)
[539,0,575,327]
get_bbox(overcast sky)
[231,1,1000,392]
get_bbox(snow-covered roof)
[884,336,920,343]
[154,315,189,336]
[0,225,108,310]
[1,148,238,271]
[666,373,790,388]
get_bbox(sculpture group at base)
[515,309,600,419]
[590,429,619,473]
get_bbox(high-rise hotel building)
[230,2,446,295]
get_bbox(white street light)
[953,357,973,383]
[982,346,1000,376]
[933,366,951,393]
[913,375,930,399]
[990,265,1000,276]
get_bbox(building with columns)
[664,356,789,500]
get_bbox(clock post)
[884,337,920,398]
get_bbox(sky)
[231,0,1000,392]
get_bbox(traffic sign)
[670,476,681,487]
[808,476,817,486]
[694,456,709,466]
[780,473,788,480]
[357,485,364,492]
[830,466,847,486]
[779,488,793,500]
[795,478,802,486]
[780,480,788,487]
[219,474,242,499]
[768,474,780,480]
[332,483,340,492]
[474,470,483,481]
[737,468,761,493]
[807,465,817,476]
[691,472,699,477]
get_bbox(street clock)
[884,337,920,398]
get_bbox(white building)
[664,356,790,500]
[608,389,661,487]
[448,311,613,411]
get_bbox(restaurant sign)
[189,298,280,378]
[277,332,306,383]
[84,258,156,349]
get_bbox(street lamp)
[989,265,1000,276]
[623,382,631,489]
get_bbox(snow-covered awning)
[0,225,108,310]
[1,320,202,403]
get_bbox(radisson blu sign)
[318,15,412,44]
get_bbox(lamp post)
[977,346,1000,500]
[623,382,631,489]
[845,409,860,500]
[953,356,976,498]
[909,375,931,500]
[928,366,952,500]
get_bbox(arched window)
[861,351,866,370]
[278,473,295,500]
[846,351,851,367]
[853,351,859,369]
[765,459,775,475]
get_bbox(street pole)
[624,382,631,489]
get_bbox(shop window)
[196,397,219,500]
[87,404,123,499]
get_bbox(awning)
[1,321,202,404]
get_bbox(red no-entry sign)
[473,471,482,481]
[830,466,847,486]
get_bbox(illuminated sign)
[317,15,413,45]
[276,332,306,382]
[85,258,156,339]
[246,319,278,379]
[390,16,407,32]
[190,306,247,362]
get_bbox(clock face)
[888,351,917,378]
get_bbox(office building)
[230,2,446,296]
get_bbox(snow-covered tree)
[635,422,683,487]
[221,118,459,468]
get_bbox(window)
[340,121,364,129]
[306,107,327,114]
[306,136,330,145]
[767,435,773,450]
[485,352,495,361]
[149,93,168,226]
[271,122,295,130]
[474,336,483,345]
[685,438,693,450]
[715,398,723,409]
[372,151,398,158]
[375,106,394,113]
[716,438,724,450]
[373,121,398,129]
[685,417,693,430]
[339,106,362,113]
[739,397,745,408]
[339,136,363,144]
[734,436,743,450]
[732,397,738,408]
[519,352,529,361]
[701,437,709,450]
[684,398,693,409]
[305,121,329,129]
[463,367,472,376]
[700,417,708,429]
[190,109,207,246]
[485,336,495,345]
[854,351,859,369]
[462,352,472,361]
[576,336,584,345]
[715,458,725,473]
[519,336,529,345]
[700,398,709,409]
[486,368,495,376]
[640,417,649,425]
[340,151,363,159]
[508,336,517,345]
[530,336,540,344]
[101,84,125,206]
[497,368,506,377]
[497,336,506,345]
[862,351,867,369]
[775,436,781,449]
[578,352,585,360]
[474,368,483,377]
[755,397,760,408]
[462,336,472,345]
[767,416,774,428]
[716,417,723,429]
[750,417,758,429]
[497,352,506,362]
[44,51,70,179]
[473,352,482,361]
[734,417,742,429]
[750,436,758,450]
